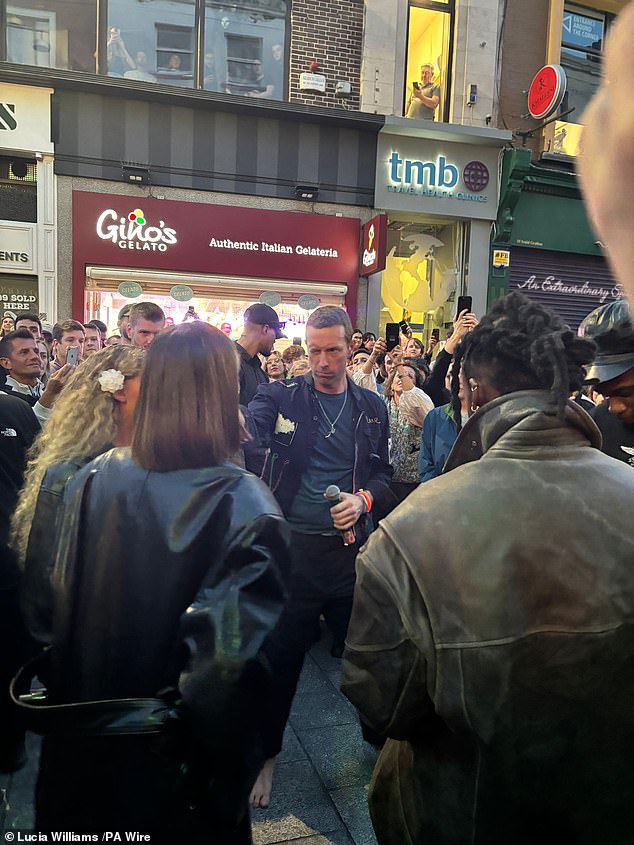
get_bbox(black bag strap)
[10,649,179,737]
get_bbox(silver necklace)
[314,387,348,438]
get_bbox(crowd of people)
[1,9,634,838]
[0,281,632,842]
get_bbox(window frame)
[405,0,456,124]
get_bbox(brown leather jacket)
[342,391,634,845]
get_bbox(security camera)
[335,80,351,97]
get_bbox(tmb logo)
[0,103,17,131]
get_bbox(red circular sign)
[528,65,567,120]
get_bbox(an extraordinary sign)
[0,274,39,312]
[0,83,53,154]
[360,214,387,277]
[376,135,501,221]
[528,65,567,121]
[516,275,623,306]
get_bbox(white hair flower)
[98,369,125,394]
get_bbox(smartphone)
[456,295,472,317]
[66,347,79,367]
[385,322,400,352]
[412,81,420,90]
[431,328,440,342]
[399,320,412,338]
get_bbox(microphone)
[325,484,356,546]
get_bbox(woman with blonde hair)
[12,345,145,636]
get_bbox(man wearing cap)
[582,302,634,467]
[118,304,133,346]
[236,303,285,405]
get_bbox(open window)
[554,4,610,156]
[404,0,453,123]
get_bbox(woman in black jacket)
[19,322,290,843]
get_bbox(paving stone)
[300,723,377,791]
[251,759,344,844]
[329,784,378,845]
[289,682,357,733]
[278,724,308,764]
[279,832,354,845]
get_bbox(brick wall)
[289,0,364,110]
[497,0,550,157]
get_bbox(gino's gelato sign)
[96,207,177,252]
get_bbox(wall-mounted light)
[122,164,150,185]
[294,185,319,201]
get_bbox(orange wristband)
[356,489,372,513]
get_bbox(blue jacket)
[247,373,392,527]
[418,403,458,483]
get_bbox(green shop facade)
[488,148,623,330]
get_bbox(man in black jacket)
[236,303,286,405]
[584,309,634,467]
[247,305,391,807]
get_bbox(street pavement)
[1,632,379,845]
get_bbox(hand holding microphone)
[325,485,367,546]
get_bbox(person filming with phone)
[406,63,440,120]
[50,320,85,375]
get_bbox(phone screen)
[385,323,399,352]
[431,328,440,342]
[456,296,472,317]
[413,81,420,90]
[66,347,79,367]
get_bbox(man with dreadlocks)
[341,292,634,845]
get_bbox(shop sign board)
[298,294,320,311]
[492,249,510,268]
[0,223,35,272]
[527,65,567,121]
[259,291,282,307]
[0,275,39,312]
[375,135,501,222]
[562,11,604,50]
[118,282,143,298]
[74,193,360,286]
[0,83,53,154]
[299,73,327,93]
[170,284,194,302]
[360,214,387,277]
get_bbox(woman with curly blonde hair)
[11,345,144,637]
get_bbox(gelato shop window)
[379,219,464,346]
[83,268,347,343]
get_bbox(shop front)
[489,148,622,330]
[72,192,360,341]
[0,82,56,320]
[369,118,510,345]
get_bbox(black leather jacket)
[23,449,290,765]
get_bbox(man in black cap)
[582,300,634,467]
[236,303,285,405]
[118,303,133,346]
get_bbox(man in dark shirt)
[236,303,286,405]
[585,312,634,467]
[0,393,40,771]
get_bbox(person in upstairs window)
[406,63,440,120]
